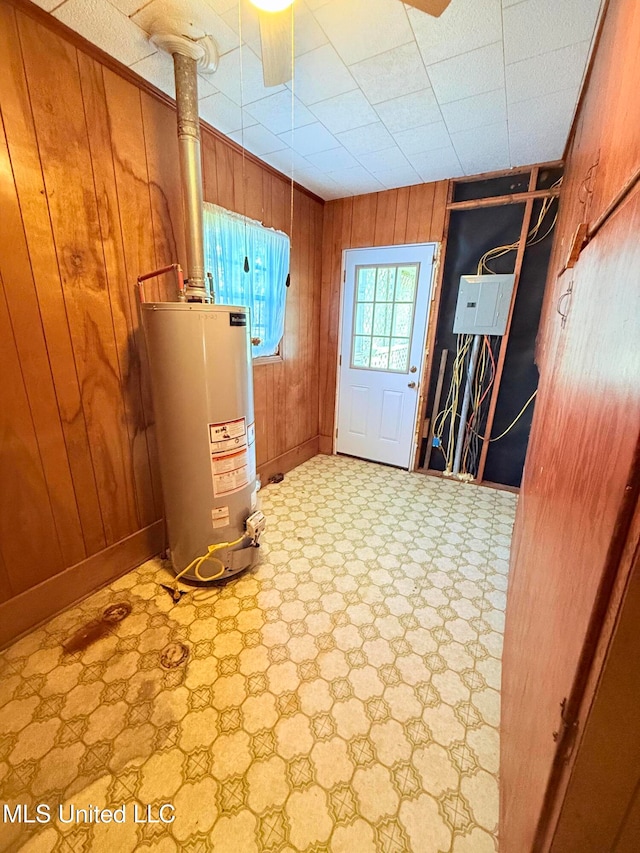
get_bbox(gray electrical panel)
[453,274,516,336]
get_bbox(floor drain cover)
[102,603,132,623]
[160,642,189,669]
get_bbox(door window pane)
[376,267,397,302]
[392,303,414,337]
[356,268,376,301]
[371,337,390,369]
[352,335,372,367]
[350,263,420,373]
[396,267,418,302]
[373,302,393,336]
[355,303,373,335]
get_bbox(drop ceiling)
[33,0,603,200]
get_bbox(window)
[203,203,290,358]
[351,264,419,373]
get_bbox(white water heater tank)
[141,303,258,581]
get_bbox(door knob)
[408,382,416,389]
[410,366,417,373]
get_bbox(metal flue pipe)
[173,52,208,303]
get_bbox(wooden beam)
[447,187,559,211]
[452,160,562,185]
[475,167,539,483]
[412,180,452,470]
[420,348,448,471]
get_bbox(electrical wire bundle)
[432,333,473,471]
[431,177,562,479]
[476,177,563,275]
[461,334,499,476]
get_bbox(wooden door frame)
[332,242,439,471]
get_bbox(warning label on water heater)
[208,419,255,497]
[209,418,247,455]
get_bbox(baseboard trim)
[0,520,165,649]
[318,435,333,455]
[258,437,319,485]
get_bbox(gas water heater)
[142,302,264,582]
[138,20,267,584]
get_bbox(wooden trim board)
[257,436,319,485]
[0,520,165,649]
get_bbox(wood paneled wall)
[0,0,322,644]
[500,0,640,849]
[318,182,449,453]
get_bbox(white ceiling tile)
[305,0,333,9]
[369,165,422,190]
[326,166,384,195]
[306,147,360,171]
[294,3,329,56]
[407,146,464,182]
[509,129,565,167]
[54,0,155,66]
[199,92,257,135]
[409,0,502,66]
[336,122,395,156]
[278,122,340,155]
[244,91,315,135]
[427,41,505,104]
[129,50,175,98]
[350,42,430,105]
[293,166,342,198]
[357,146,411,174]
[198,72,219,98]
[132,0,240,56]
[508,87,577,148]
[228,123,288,156]
[28,0,64,11]
[261,149,313,177]
[374,89,442,134]
[205,0,237,13]
[451,121,510,174]
[288,44,357,105]
[503,0,602,64]
[324,187,354,199]
[394,120,452,156]
[440,88,507,134]
[309,90,379,134]
[313,0,414,66]
[213,44,285,105]
[506,41,590,104]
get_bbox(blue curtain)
[203,203,290,358]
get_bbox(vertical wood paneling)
[0,276,65,594]
[141,92,187,302]
[373,189,397,246]
[102,67,164,519]
[0,120,85,568]
[19,16,138,547]
[0,2,105,557]
[77,53,156,529]
[501,1,640,849]
[350,193,378,247]
[0,0,323,631]
[318,182,449,448]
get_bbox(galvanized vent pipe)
[150,26,218,302]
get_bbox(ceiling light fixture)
[249,0,294,12]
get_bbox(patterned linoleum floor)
[0,454,515,853]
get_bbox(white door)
[336,244,435,468]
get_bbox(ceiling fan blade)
[259,8,293,88]
[403,0,452,17]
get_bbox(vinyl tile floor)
[0,454,516,853]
